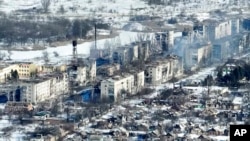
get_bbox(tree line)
[0,17,110,47]
[216,64,250,86]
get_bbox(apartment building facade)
[17,62,37,79]
[145,57,179,85]
[21,73,68,104]
[130,70,145,94]
[204,19,232,41]
[184,43,212,70]
[101,74,134,102]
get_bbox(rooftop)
[103,73,133,82]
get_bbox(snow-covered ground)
[0,0,243,22]
[122,22,146,31]
[0,0,148,15]
[1,31,154,61]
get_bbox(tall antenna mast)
[95,23,97,50]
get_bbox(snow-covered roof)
[232,97,242,105]
[209,136,229,141]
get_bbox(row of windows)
[19,69,29,72]
[19,65,30,68]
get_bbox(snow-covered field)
[0,31,154,61]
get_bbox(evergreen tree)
[72,20,82,38]
[217,69,223,82]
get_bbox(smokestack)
[72,40,77,47]
[72,40,78,66]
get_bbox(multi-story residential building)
[97,63,120,77]
[167,55,184,77]
[101,74,134,102]
[193,23,206,38]
[155,30,174,52]
[20,73,68,103]
[128,44,139,61]
[21,78,51,103]
[76,66,87,86]
[129,70,145,94]
[138,41,150,61]
[47,73,68,97]
[112,41,150,66]
[231,18,240,35]
[145,56,181,85]
[204,19,232,41]
[113,47,130,65]
[184,42,212,70]
[212,41,230,62]
[84,58,97,83]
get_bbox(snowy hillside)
[0,0,148,15]
[0,0,239,18]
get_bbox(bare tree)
[41,0,51,13]
[58,5,66,14]
[0,51,6,60]
[42,51,49,64]
[53,51,59,57]
[7,49,12,60]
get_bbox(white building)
[204,19,232,41]
[145,56,181,85]
[128,44,139,61]
[0,64,18,83]
[212,41,230,61]
[155,30,174,52]
[129,70,145,94]
[231,18,240,35]
[97,63,120,77]
[101,74,134,102]
[113,47,130,65]
[184,42,212,70]
[75,66,87,85]
[21,73,68,103]
[138,41,150,61]
[84,59,97,83]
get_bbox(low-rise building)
[0,63,18,83]
[0,62,38,83]
[16,62,37,79]
[38,63,67,73]
[4,102,33,113]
